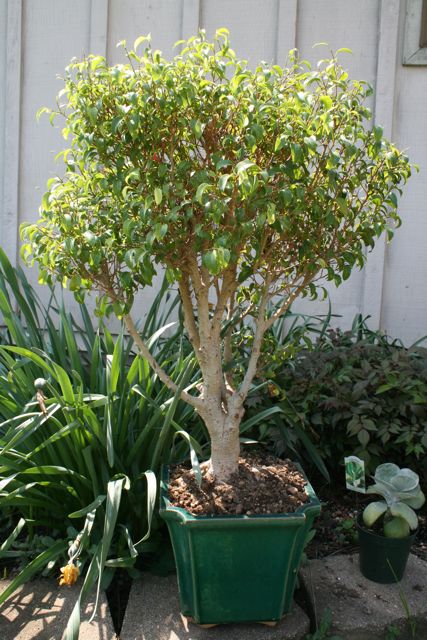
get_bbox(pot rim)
[160,460,321,522]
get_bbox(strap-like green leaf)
[69,495,106,518]
[91,476,128,622]
[0,540,68,606]
[0,518,26,556]
[134,470,157,547]
[65,542,103,640]
[173,431,202,487]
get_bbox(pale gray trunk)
[203,400,244,482]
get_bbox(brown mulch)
[168,452,309,516]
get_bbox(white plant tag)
[344,456,366,493]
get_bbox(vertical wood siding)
[0,0,425,343]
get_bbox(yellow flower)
[59,562,79,586]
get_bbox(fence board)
[0,0,7,233]
[1,0,22,266]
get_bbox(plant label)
[344,456,366,493]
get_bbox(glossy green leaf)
[154,188,163,205]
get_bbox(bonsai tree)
[22,30,411,482]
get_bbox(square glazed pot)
[159,463,321,625]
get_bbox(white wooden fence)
[1,0,426,344]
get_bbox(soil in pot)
[168,452,309,516]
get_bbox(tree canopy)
[22,31,411,322]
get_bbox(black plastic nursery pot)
[159,463,321,625]
[357,514,417,584]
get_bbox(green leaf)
[373,125,383,142]
[202,248,230,275]
[134,35,151,50]
[240,406,283,433]
[218,174,231,192]
[216,159,232,170]
[52,363,75,403]
[195,183,210,203]
[266,203,276,225]
[390,503,418,530]
[134,471,157,546]
[363,501,388,527]
[190,120,204,139]
[90,56,105,71]
[174,431,202,488]
[403,490,425,510]
[65,542,103,640]
[0,540,68,606]
[0,518,26,557]
[320,95,333,110]
[69,495,106,518]
[154,188,163,205]
[91,477,128,621]
[357,429,370,447]
[236,159,255,174]
[274,135,287,152]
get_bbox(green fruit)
[383,516,410,539]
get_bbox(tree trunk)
[205,410,243,482]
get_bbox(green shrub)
[265,319,427,483]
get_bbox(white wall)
[0,2,7,224]
[1,0,426,343]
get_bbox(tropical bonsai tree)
[22,30,411,482]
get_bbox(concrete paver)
[3,553,426,639]
[0,578,116,639]
[120,573,310,640]
[299,553,427,640]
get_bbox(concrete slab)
[0,578,116,639]
[120,573,310,640]
[300,553,427,640]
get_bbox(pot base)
[186,616,281,628]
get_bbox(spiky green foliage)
[0,249,205,639]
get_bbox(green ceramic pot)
[159,463,321,625]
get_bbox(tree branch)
[265,273,314,330]
[178,276,200,353]
[124,313,204,412]
[233,276,272,407]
